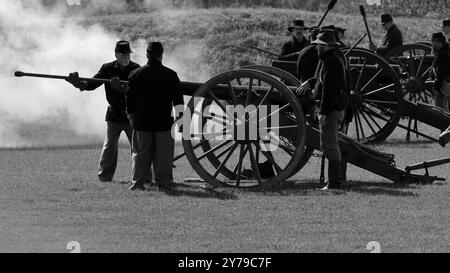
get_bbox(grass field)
[1,8,449,253]
[0,132,449,252]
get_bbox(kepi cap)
[115,40,132,53]
[431,32,447,44]
[441,20,450,27]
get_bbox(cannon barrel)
[14,70,301,104]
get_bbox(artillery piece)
[272,45,448,144]
[14,67,448,190]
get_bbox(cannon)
[271,46,449,144]
[14,68,448,190]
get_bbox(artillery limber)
[14,68,448,190]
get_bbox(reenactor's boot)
[319,161,342,190]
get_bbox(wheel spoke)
[364,99,398,105]
[361,107,383,130]
[198,139,233,161]
[259,103,290,123]
[245,78,253,107]
[260,150,282,175]
[359,109,377,135]
[228,82,238,106]
[234,144,248,187]
[360,68,385,93]
[362,84,395,97]
[355,59,367,92]
[248,143,262,184]
[213,143,239,178]
[208,91,227,113]
[415,53,426,78]
[250,86,275,118]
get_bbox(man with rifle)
[66,41,147,184]
[278,19,310,61]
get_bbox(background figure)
[442,20,450,42]
[297,27,320,83]
[369,13,403,56]
[431,32,450,112]
[126,42,184,191]
[278,19,310,61]
[66,41,142,183]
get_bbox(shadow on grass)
[257,181,420,197]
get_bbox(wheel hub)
[404,77,424,95]
[350,91,363,110]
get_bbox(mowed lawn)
[0,128,449,253]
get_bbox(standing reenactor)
[126,42,184,191]
[431,32,450,112]
[296,30,348,190]
[66,40,142,183]
[442,20,450,42]
[335,27,348,48]
[369,14,403,57]
[297,27,320,83]
[278,19,310,62]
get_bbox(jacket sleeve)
[172,72,184,107]
[83,64,107,91]
[126,71,137,115]
[278,42,292,60]
[319,59,341,115]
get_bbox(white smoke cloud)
[0,1,208,148]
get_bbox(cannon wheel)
[343,48,404,144]
[240,65,315,178]
[384,44,437,141]
[182,69,306,190]
[384,44,434,104]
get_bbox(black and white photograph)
[0,0,449,258]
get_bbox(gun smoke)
[0,0,204,148]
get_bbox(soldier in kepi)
[278,19,310,61]
[369,14,403,56]
[296,30,349,190]
[442,20,450,42]
[66,40,145,183]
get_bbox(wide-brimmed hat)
[441,20,450,27]
[311,29,339,46]
[288,20,309,32]
[115,40,133,53]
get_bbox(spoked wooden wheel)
[182,69,306,190]
[240,65,315,178]
[344,48,404,144]
[385,44,435,104]
[385,44,437,141]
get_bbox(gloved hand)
[318,114,327,126]
[66,72,87,91]
[110,77,126,93]
[176,113,184,133]
[295,81,311,96]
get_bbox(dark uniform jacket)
[433,45,450,92]
[297,44,319,82]
[278,36,310,62]
[126,59,184,132]
[313,49,347,115]
[376,24,403,56]
[83,60,140,123]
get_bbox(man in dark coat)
[66,40,141,183]
[278,19,310,62]
[296,27,320,83]
[370,14,403,57]
[442,20,450,42]
[126,42,184,191]
[296,30,348,190]
[431,32,450,112]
